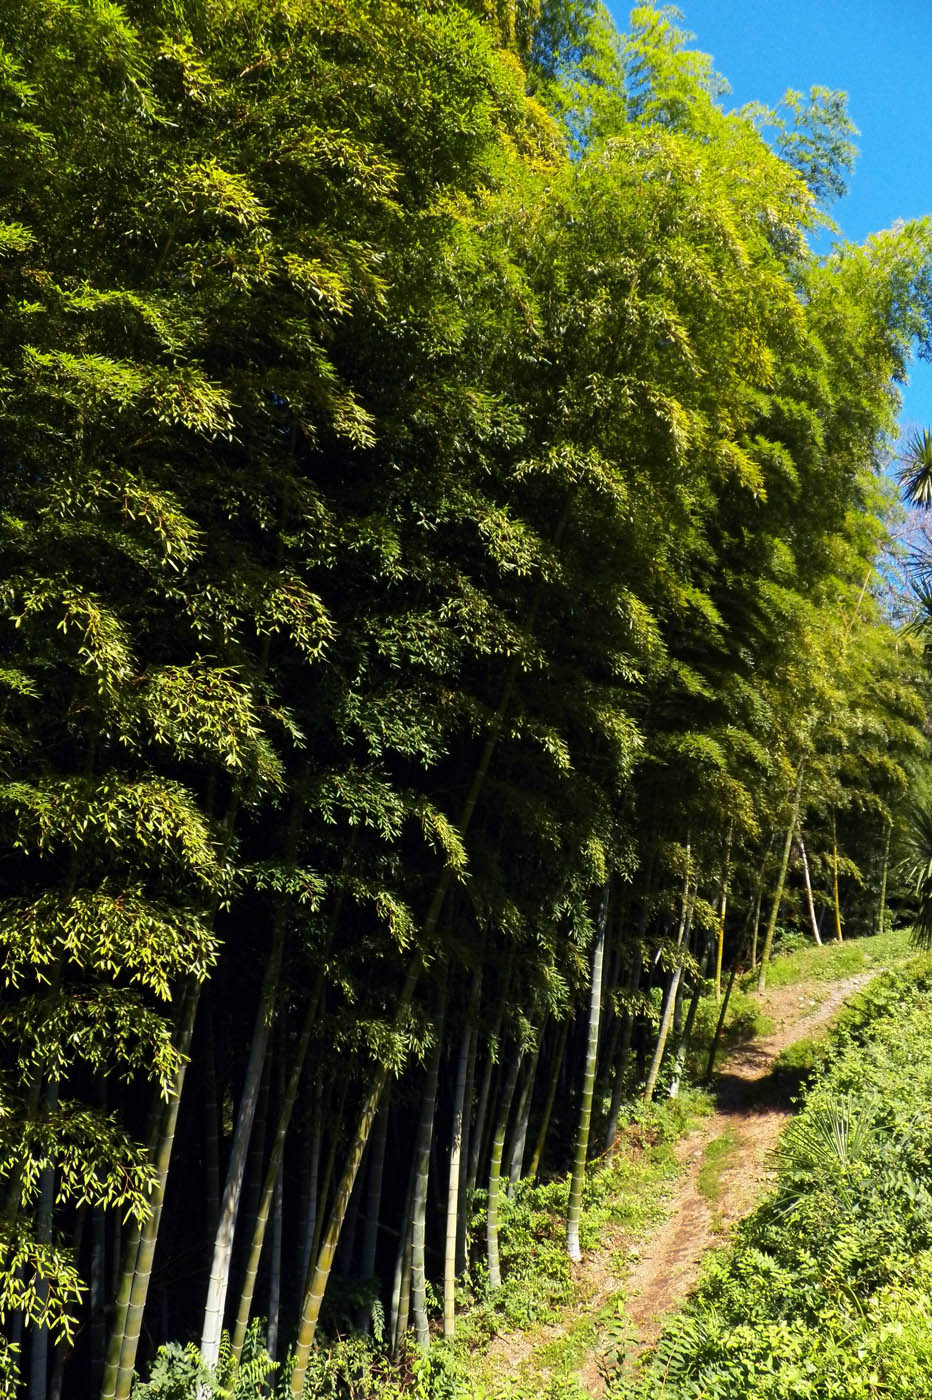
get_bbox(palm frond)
[898,428,932,509]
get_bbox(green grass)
[747,924,912,992]
[697,1128,741,1224]
[457,1091,712,1399]
[453,932,917,1400]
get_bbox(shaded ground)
[482,970,874,1398]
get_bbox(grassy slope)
[615,941,932,1399]
[450,927,915,1400]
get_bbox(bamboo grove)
[1,1,932,1396]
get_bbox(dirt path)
[482,970,875,1398]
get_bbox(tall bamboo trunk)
[102,979,201,1400]
[486,1042,523,1289]
[567,885,610,1262]
[298,1087,322,1289]
[291,959,417,1396]
[797,822,822,945]
[231,985,320,1359]
[202,772,308,1371]
[528,1019,569,1178]
[90,1205,106,1391]
[508,1036,541,1190]
[643,868,694,1102]
[411,993,445,1350]
[706,952,740,1080]
[204,1006,221,1242]
[831,811,844,942]
[466,965,509,1209]
[604,930,648,1154]
[713,824,734,1002]
[266,1159,283,1360]
[390,1145,417,1355]
[309,1078,348,1268]
[393,1222,413,1359]
[359,1096,389,1289]
[757,765,805,992]
[444,982,478,1335]
[668,972,702,1100]
[749,834,774,969]
[199,922,283,1372]
[877,816,892,936]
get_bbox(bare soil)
[483,970,875,1398]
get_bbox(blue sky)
[608,0,932,438]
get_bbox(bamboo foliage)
[0,1,928,1395]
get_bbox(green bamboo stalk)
[876,815,892,936]
[528,1019,569,1177]
[230,987,319,1360]
[713,824,733,1002]
[199,923,283,1372]
[797,821,822,945]
[290,960,419,1397]
[411,998,445,1350]
[567,886,609,1261]
[486,1043,523,1289]
[202,776,306,1372]
[390,1148,417,1354]
[668,972,702,1100]
[604,857,654,1154]
[393,1221,413,1360]
[603,958,641,1155]
[453,968,482,1280]
[357,1099,389,1334]
[643,868,694,1102]
[832,811,844,942]
[749,834,774,969]
[507,1034,541,1190]
[103,979,200,1400]
[204,1007,221,1242]
[758,765,805,992]
[444,1016,473,1337]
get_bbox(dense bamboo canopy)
[0,1,930,1396]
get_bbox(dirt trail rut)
[483,970,875,1398]
[621,973,872,1342]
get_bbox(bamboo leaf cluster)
[0,1,930,1396]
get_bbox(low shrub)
[614,953,932,1399]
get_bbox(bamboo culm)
[411,992,446,1350]
[528,1019,569,1178]
[757,765,805,993]
[102,979,201,1400]
[877,816,893,937]
[486,1043,523,1289]
[797,821,823,945]
[230,985,321,1360]
[643,866,694,1102]
[508,1036,541,1190]
[199,922,283,1373]
[567,885,610,1261]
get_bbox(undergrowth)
[745,924,911,992]
[135,933,912,1399]
[613,951,932,1399]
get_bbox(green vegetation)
[697,1131,741,1226]
[618,957,932,1399]
[1,0,932,1395]
[744,924,913,990]
[458,1091,710,1399]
